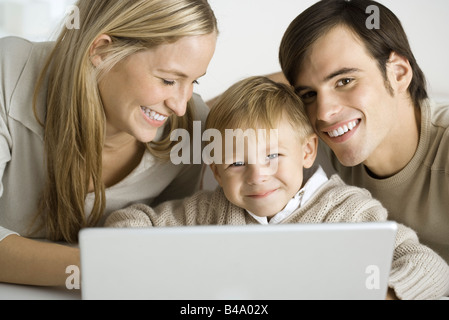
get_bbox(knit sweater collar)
[246,166,328,224]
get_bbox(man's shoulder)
[429,99,449,129]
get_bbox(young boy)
[105,76,449,300]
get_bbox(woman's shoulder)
[0,36,33,52]
[0,37,43,75]
[0,37,54,135]
[0,36,32,47]
[0,37,34,95]
[0,37,54,99]
[0,36,53,52]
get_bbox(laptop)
[79,222,397,300]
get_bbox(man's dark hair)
[279,0,428,108]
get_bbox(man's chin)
[334,152,365,168]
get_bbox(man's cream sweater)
[106,175,449,300]
[321,100,449,264]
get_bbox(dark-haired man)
[278,0,449,267]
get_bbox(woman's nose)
[166,85,194,117]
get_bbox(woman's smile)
[140,106,169,128]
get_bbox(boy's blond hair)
[206,76,313,142]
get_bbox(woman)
[0,0,217,286]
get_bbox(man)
[277,0,449,263]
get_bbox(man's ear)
[209,164,223,187]
[89,34,112,67]
[387,51,413,94]
[302,134,318,169]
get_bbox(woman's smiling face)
[98,33,216,143]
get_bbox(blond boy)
[106,76,449,300]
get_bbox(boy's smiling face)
[211,117,317,219]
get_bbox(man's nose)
[316,92,343,122]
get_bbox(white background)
[0,0,448,100]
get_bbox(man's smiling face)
[294,25,401,168]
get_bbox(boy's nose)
[246,164,269,185]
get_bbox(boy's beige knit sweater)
[106,175,449,300]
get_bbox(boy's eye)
[230,161,245,167]
[267,153,279,160]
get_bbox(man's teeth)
[141,106,168,122]
[327,120,360,138]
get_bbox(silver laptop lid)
[79,222,397,300]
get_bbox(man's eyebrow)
[294,67,361,92]
[323,67,361,82]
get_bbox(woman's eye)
[163,79,176,86]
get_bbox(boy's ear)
[89,34,112,67]
[302,134,318,169]
[387,51,413,94]
[209,164,223,187]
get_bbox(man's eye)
[267,153,279,160]
[299,91,317,103]
[337,78,353,87]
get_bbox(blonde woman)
[0,0,217,286]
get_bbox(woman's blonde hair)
[32,0,217,243]
[206,76,313,141]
